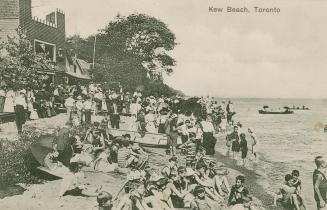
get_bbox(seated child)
[273,174,304,210]
[93,147,117,172]
[59,162,101,198]
[190,185,221,210]
[44,144,70,174]
[180,132,197,168]
[129,143,148,168]
[96,191,113,210]
[212,167,231,197]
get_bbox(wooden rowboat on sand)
[106,128,182,148]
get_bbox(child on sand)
[44,144,69,175]
[239,133,248,167]
[292,170,307,209]
[96,191,113,210]
[228,175,250,206]
[93,147,117,172]
[59,162,101,198]
[161,156,178,178]
[190,185,221,210]
[273,174,305,210]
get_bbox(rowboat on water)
[258,110,294,114]
[107,128,182,148]
[258,105,294,114]
[289,107,310,110]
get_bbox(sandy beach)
[0,113,271,210]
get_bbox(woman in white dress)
[220,112,228,133]
[27,89,38,120]
[3,89,15,112]
[145,109,157,133]
[248,128,258,161]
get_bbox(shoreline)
[213,147,272,209]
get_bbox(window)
[34,40,56,62]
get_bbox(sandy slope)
[0,113,268,210]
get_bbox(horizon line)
[184,95,327,100]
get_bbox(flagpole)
[92,34,97,69]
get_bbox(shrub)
[0,128,43,189]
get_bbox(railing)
[32,16,57,28]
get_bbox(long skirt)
[30,109,39,120]
[158,123,166,134]
[202,132,216,155]
[14,105,26,133]
[168,132,179,147]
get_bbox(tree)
[64,14,182,96]
[0,29,50,91]
[92,54,148,91]
[100,13,177,80]
[65,35,94,63]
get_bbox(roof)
[34,61,61,75]
[76,59,91,74]
[65,71,90,80]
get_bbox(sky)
[31,0,327,98]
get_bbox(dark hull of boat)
[107,128,181,149]
[137,142,168,149]
[258,110,294,114]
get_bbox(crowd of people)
[43,121,259,210]
[4,81,320,210]
[27,83,268,210]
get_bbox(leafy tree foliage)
[0,29,51,91]
[65,13,181,95]
[65,35,94,63]
[100,14,177,79]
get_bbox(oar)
[113,180,129,201]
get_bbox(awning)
[34,61,62,75]
[65,71,91,80]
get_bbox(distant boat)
[289,106,310,110]
[258,105,294,114]
[258,110,294,114]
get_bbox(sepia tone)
[0,0,327,210]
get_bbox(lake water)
[216,98,327,209]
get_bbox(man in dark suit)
[109,100,120,129]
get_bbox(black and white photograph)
[0,0,327,209]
